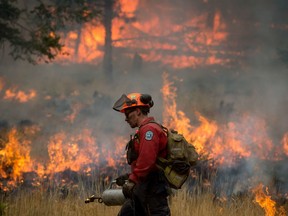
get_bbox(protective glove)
[115,173,129,186]
[122,180,135,199]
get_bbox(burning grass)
[0,68,288,215]
[1,167,287,216]
[2,184,287,216]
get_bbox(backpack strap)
[139,120,168,137]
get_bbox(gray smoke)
[0,0,288,196]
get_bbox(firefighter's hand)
[122,180,135,199]
[115,173,129,186]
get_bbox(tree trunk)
[74,24,82,61]
[103,0,114,81]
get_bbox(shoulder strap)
[139,120,168,136]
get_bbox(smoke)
[0,0,288,196]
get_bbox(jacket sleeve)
[129,126,160,183]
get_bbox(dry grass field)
[2,186,282,216]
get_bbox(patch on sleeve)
[145,131,153,141]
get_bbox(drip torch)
[85,180,126,206]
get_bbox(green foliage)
[0,0,104,63]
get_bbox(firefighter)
[113,93,171,216]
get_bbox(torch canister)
[101,180,126,206]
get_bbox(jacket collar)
[139,117,155,128]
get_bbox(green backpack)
[156,125,199,189]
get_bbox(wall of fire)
[0,0,288,196]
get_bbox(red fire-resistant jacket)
[129,117,168,184]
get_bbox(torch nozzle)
[84,195,103,204]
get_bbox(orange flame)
[57,2,228,68]
[58,21,105,64]
[252,183,276,216]
[0,117,129,190]
[1,70,287,194]
[47,129,99,174]
[118,0,139,18]
[161,73,283,166]
[4,88,36,103]
[0,128,34,181]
